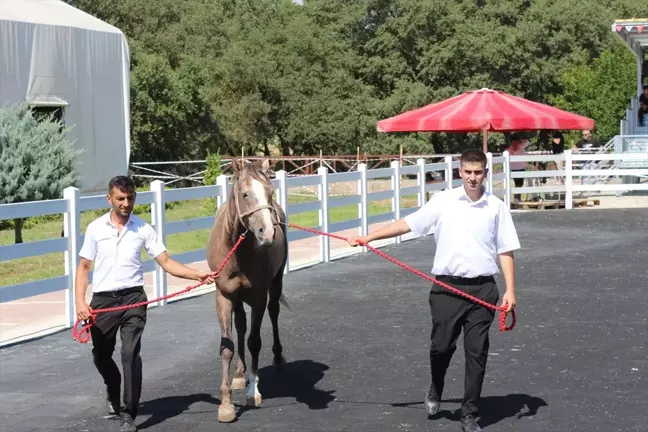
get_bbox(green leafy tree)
[549,46,638,143]
[65,0,648,158]
[0,103,80,243]
[202,151,223,214]
[203,151,223,186]
[129,44,220,163]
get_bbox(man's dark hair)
[460,149,487,168]
[108,175,136,195]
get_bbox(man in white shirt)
[348,149,520,432]
[75,176,216,432]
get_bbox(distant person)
[548,131,566,191]
[74,175,216,432]
[507,135,529,202]
[550,131,565,155]
[572,130,600,152]
[639,85,648,127]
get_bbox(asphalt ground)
[1,208,646,432]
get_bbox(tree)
[549,47,637,143]
[202,151,223,214]
[0,103,80,243]
[129,43,220,163]
[65,0,648,158]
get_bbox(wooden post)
[565,150,573,209]
[63,186,80,327]
[318,166,330,263]
[151,180,167,305]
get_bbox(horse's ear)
[261,158,275,178]
[232,158,244,174]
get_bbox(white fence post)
[503,151,511,209]
[486,152,494,194]
[63,186,80,328]
[151,180,167,305]
[317,166,330,263]
[391,160,401,244]
[276,170,289,273]
[444,156,453,190]
[417,158,426,206]
[216,174,231,207]
[565,150,573,209]
[358,163,368,253]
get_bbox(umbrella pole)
[482,130,488,153]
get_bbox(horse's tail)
[279,293,293,312]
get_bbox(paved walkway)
[1,208,646,432]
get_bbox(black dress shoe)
[120,413,138,432]
[106,399,116,415]
[425,395,440,416]
[424,385,440,415]
[461,414,482,432]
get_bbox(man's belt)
[435,275,495,286]
[94,286,144,297]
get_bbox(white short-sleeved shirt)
[404,186,520,278]
[508,145,527,170]
[79,211,167,292]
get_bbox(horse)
[206,158,289,423]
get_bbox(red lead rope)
[285,223,516,332]
[72,223,515,344]
[71,233,248,344]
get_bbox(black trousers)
[428,276,499,418]
[89,287,148,419]
[511,169,525,201]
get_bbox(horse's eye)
[242,192,249,198]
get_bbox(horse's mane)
[221,161,274,239]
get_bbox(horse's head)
[231,158,277,247]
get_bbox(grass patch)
[0,193,418,287]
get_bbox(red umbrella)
[376,88,595,152]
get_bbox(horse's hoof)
[231,377,247,390]
[218,404,237,423]
[246,393,262,407]
[273,356,286,372]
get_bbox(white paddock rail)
[1,150,645,329]
[508,150,648,207]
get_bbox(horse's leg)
[232,300,247,390]
[268,276,286,371]
[246,296,266,407]
[216,290,236,423]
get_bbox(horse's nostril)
[259,227,264,233]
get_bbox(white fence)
[1,150,647,332]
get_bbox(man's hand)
[347,236,368,247]
[501,290,516,312]
[197,272,217,285]
[76,301,93,321]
